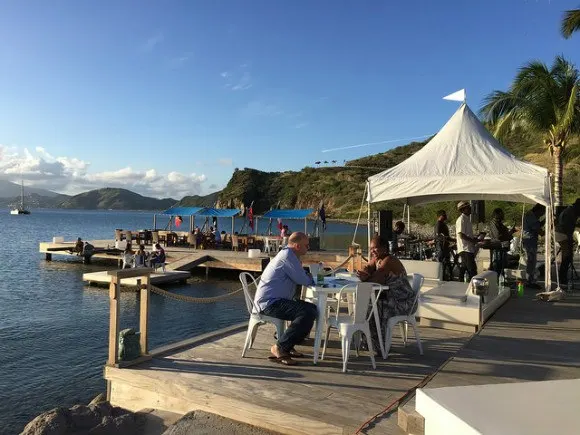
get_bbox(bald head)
[287,232,309,257]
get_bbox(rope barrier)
[146,283,245,303]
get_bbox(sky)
[0,0,578,199]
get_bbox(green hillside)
[211,132,579,225]
[58,188,176,210]
[179,191,220,207]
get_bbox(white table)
[307,276,386,364]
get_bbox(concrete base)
[416,379,580,435]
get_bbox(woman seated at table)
[134,245,149,267]
[356,235,416,353]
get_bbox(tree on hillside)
[480,56,580,206]
[561,8,580,38]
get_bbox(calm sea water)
[0,209,366,434]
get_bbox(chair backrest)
[574,230,580,245]
[353,282,374,323]
[408,273,425,316]
[239,272,260,314]
[232,235,239,248]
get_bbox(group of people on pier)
[250,198,579,366]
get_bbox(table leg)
[313,293,328,364]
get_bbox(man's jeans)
[522,239,538,283]
[262,299,318,353]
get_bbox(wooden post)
[107,276,120,366]
[139,275,150,355]
[348,245,356,272]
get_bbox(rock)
[87,393,106,406]
[69,405,102,430]
[20,407,71,435]
[88,414,142,435]
[88,402,112,420]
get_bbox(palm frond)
[479,90,517,124]
[561,9,580,39]
[555,83,579,136]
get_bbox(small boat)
[10,178,30,215]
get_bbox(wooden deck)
[105,323,471,434]
[39,240,352,273]
[82,270,190,287]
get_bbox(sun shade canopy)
[262,209,315,219]
[161,206,204,215]
[161,206,240,217]
[194,208,241,217]
[367,104,550,206]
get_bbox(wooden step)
[397,402,425,435]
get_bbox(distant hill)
[212,131,580,224]
[178,191,220,207]
[58,188,177,210]
[0,180,61,198]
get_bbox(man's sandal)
[268,356,298,366]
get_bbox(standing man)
[455,201,479,282]
[556,198,580,288]
[391,221,406,256]
[434,210,454,280]
[254,232,317,365]
[522,204,545,289]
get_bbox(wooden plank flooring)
[82,270,190,287]
[105,323,471,434]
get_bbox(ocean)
[0,209,366,434]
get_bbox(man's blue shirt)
[253,248,314,311]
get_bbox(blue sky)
[0,0,578,198]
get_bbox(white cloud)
[0,145,209,199]
[167,52,192,69]
[140,32,164,53]
[242,100,283,118]
[221,64,252,91]
[294,122,309,129]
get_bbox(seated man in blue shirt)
[254,232,317,364]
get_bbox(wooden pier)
[83,270,190,287]
[39,239,354,274]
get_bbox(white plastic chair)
[152,261,166,272]
[239,272,286,357]
[121,253,134,269]
[321,282,384,372]
[383,273,424,359]
[574,231,580,254]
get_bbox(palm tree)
[561,8,580,38]
[480,56,580,206]
[331,160,337,165]
[314,161,321,167]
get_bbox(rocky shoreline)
[20,393,146,435]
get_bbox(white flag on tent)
[443,89,466,102]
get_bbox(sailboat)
[10,178,31,215]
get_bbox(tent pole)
[256,217,259,235]
[366,182,371,255]
[304,218,307,234]
[153,214,156,230]
[231,216,234,236]
[407,204,411,235]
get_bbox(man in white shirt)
[455,201,479,282]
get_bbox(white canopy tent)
[366,103,556,290]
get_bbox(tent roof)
[195,208,240,217]
[262,209,314,219]
[367,104,550,206]
[161,206,204,215]
[161,206,240,217]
